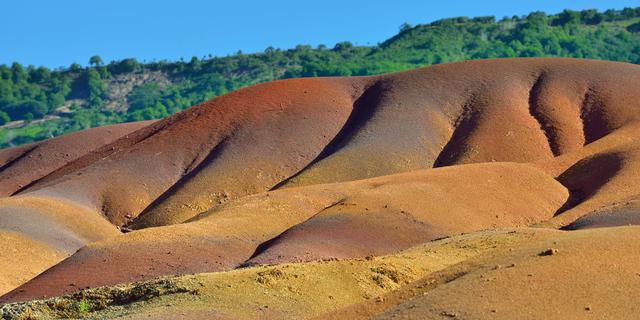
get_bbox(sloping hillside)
[3,58,640,319]
[1,7,640,148]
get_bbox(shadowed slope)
[126,77,365,228]
[282,59,640,188]
[20,77,364,228]
[531,123,640,228]
[133,58,640,228]
[564,204,640,230]
[244,163,567,265]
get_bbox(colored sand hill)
[2,58,640,319]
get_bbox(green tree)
[11,63,27,83]
[69,63,82,73]
[109,58,140,74]
[127,83,161,111]
[399,23,412,32]
[189,56,202,72]
[23,112,34,123]
[31,67,52,85]
[89,55,104,67]
[628,22,640,33]
[554,10,581,25]
[86,69,105,106]
[581,9,603,25]
[333,41,353,51]
[0,111,10,125]
[4,7,640,148]
[4,100,47,120]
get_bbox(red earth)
[3,58,640,318]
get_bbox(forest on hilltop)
[1,7,640,148]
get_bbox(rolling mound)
[3,58,640,318]
[0,162,567,302]
[0,228,556,319]
[0,121,153,197]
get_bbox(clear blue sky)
[0,0,635,68]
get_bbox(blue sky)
[0,0,635,68]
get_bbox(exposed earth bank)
[3,58,640,319]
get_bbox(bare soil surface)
[3,58,640,319]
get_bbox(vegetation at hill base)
[2,7,640,148]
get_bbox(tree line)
[2,7,640,147]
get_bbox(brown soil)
[1,228,546,319]
[0,121,153,196]
[0,162,567,302]
[3,58,640,319]
[0,231,65,296]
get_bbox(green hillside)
[2,7,640,148]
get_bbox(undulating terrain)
[2,58,640,319]
[2,7,640,148]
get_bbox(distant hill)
[1,7,640,148]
